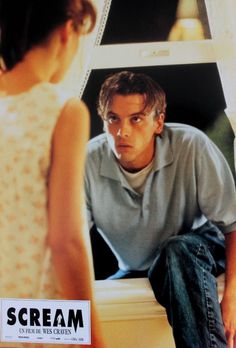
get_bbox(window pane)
[100,0,211,44]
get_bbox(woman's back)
[0,83,68,299]
[0,1,106,346]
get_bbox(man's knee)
[149,234,208,282]
[148,233,216,291]
[148,234,212,305]
[163,234,192,252]
[154,234,200,265]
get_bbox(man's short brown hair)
[97,71,167,119]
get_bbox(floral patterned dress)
[0,83,69,300]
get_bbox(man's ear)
[60,20,74,44]
[155,113,165,135]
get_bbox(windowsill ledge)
[95,274,225,322]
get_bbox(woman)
[0,0,105,347]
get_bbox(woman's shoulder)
[53,98,89,141]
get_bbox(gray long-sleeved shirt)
[85,123,236,271]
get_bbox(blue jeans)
[108,222,227,348]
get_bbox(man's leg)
[148,222,227,348]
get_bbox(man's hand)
[222,231,236,348]
[221,291,236,348]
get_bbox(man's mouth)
[117,143,132,148]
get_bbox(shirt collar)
[100,141,121,181]
[153,125,174,171]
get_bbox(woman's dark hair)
[97,71,167,119]
[0,0,96,70]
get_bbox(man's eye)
[107,115,119,124]
[131,116,141,123]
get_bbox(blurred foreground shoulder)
[60,98,90,127]
[53,98,90,147]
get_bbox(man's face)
[103,94,164,171]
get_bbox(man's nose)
[117,121,131,138]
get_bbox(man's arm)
[221,230,236,348]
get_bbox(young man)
[85,71,236,348]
